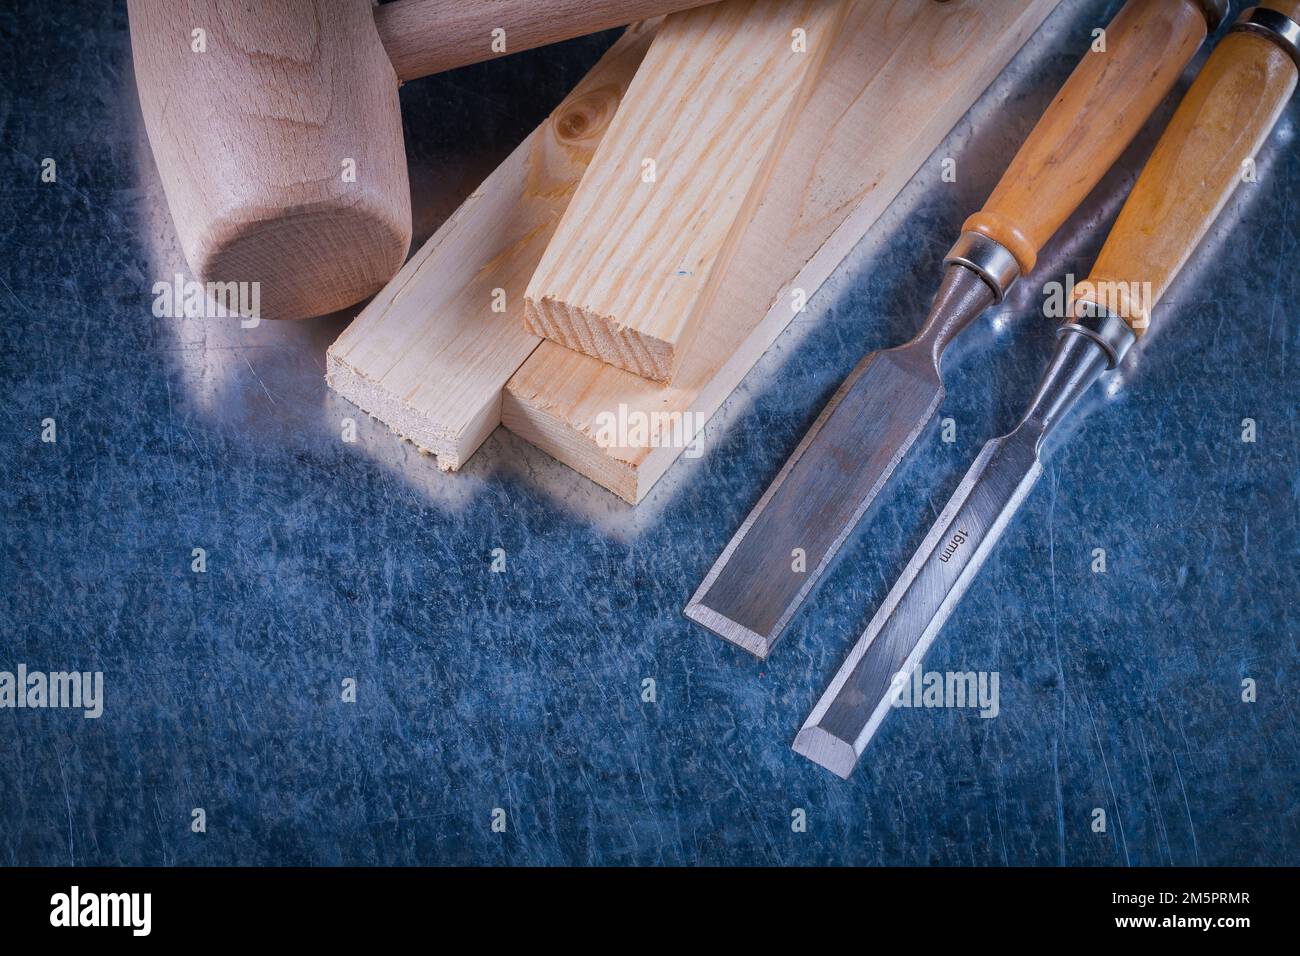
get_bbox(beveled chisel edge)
[793,438,1043,779]
[793,324,1126,780]
[682,348,907,658]
[685,265,991,658]
[791,726,856,779]
[682,600,773,659]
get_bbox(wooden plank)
[523,0,848,383]
[325,22,657,470]
[502,0,1062,503]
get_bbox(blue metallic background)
[1,0,1295,865]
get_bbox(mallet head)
[128,0,411,320]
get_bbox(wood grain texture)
[374,0,715,82]
[963,0,1208,277]
[326,23,657,469]
[522,0,849,383]
[1075,28,1298,335]
[128,0,410,320]
[504,0,1061,503]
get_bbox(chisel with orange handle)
[794,2,1300,779]
[685,0,1227,660]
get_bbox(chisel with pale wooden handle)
[685,0,1227,660]
[794,2,1300,779]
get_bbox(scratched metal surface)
[1,0,1296,866]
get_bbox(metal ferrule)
[943,232,1020,303]
[1195,0,1231,33]
[1058,299,1136,370]
[1014,307,1128,454]
[1232,6,1300,71]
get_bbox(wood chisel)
[793,1,1300,779]
[684,0,1227,659]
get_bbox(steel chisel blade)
[685,265,994,659]
[793,324,1121,777]
[792,428,1043,777]
[684,348,943,658]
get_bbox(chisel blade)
[792,426,1043,777]
[684,264,994,659]
[793,325,1120,777]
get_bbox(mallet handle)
[375,0,718,82]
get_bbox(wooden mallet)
[128,0,716,320]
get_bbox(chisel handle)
[1075,2,1300,335]
[963,0,1214,280]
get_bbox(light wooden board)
[522,0,848,383]
[326,22,657,469]
[503,0,1062,503]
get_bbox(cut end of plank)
[524,293,675,383]
[681,599,774,660]
[326,347,478,471]
[322,22,658,478]
[791,725,856,780]
[502,0,1061,505]
[521,0,849,387]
